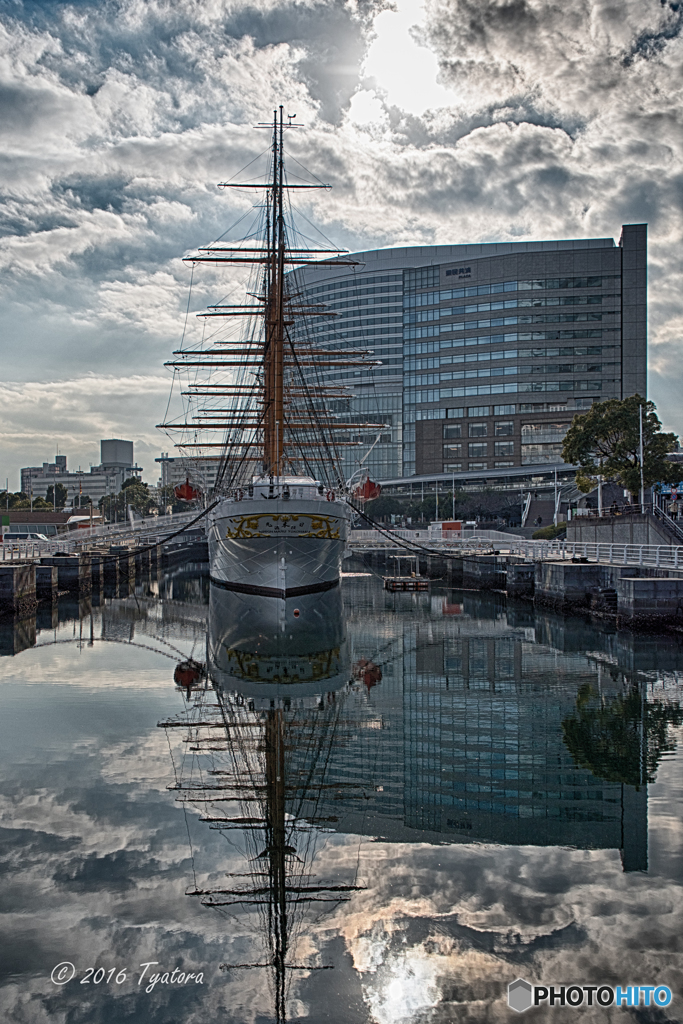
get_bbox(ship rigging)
[158,107,383,598]
[159,106,383,491]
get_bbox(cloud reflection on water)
[0,574,681,1022]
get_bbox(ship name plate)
[224,513,341,540]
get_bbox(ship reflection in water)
[207,584,348,696]
[158,579,683,1022]
[163,584,357,1023]
[2,571,683,1022]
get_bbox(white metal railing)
[348,529,683,570]
[350,528,520,546]
[0,509,202,561]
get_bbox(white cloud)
[0,0,682,486]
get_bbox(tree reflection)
[562,683,683,787]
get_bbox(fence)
[348,529,683,570]
[0,509,201,560]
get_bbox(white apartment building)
[21,439,143,504]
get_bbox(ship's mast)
[160,688,367,1023]
[264,107,286,478]
[159,106,387,489]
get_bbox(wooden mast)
[264,107,286,478]
[159,105,386,488]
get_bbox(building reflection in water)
[155,577,683,1019]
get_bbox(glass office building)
[292,225,646,485]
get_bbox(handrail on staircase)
[652,502,683,544]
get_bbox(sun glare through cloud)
[352,0,454,119]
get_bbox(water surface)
[1,565,682,1022]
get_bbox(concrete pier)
[109,546,135,584]
[87,553,103,590]
[462,555,508,589]
[534,562,609,611]
[39,555,92,595]
[0,564,37,617]
[506,562,535,596]
[36,565,58,601]
[617,576,683,628]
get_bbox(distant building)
[292,224,647,489]
[21,439,143,504]
[156,453,219,493]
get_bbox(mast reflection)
[159,577,683,1020]
[162,584,362,1023]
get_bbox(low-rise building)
[21,440,143,504]
[1,511,81,538]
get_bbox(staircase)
[523,499,560,529]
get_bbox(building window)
[521,443,564,464]
[495,440,514,455]
[405,266,440,290]
[468,462,487,470]
[494,404,516,415]
[469,423,487,437]
[468,405,490,417]
[494,460,514,467]
[443,444,462,457]
[495,421,514,436]
[447,407,465,418]
[444,463,462,471]
[468,442,488,457]
[521,422,571,443]
[443,424,462,439]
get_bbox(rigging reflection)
[158,577,683,1021]
[162,584,361,1023]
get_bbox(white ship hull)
[207,492,351,599]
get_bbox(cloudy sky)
[1,0,682,486]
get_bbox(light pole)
[639,402,645,509]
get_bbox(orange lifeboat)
[174,478,200,501]
[353,475,381,502]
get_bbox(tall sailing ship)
[160,108,382,598]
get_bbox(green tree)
[363,495,404,521]
[562,683,683,787]
[45,483,69,509]
[98,481,155,520]
[562,395,679,496]
[3,491,30,509]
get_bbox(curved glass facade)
[291,226,646,483]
